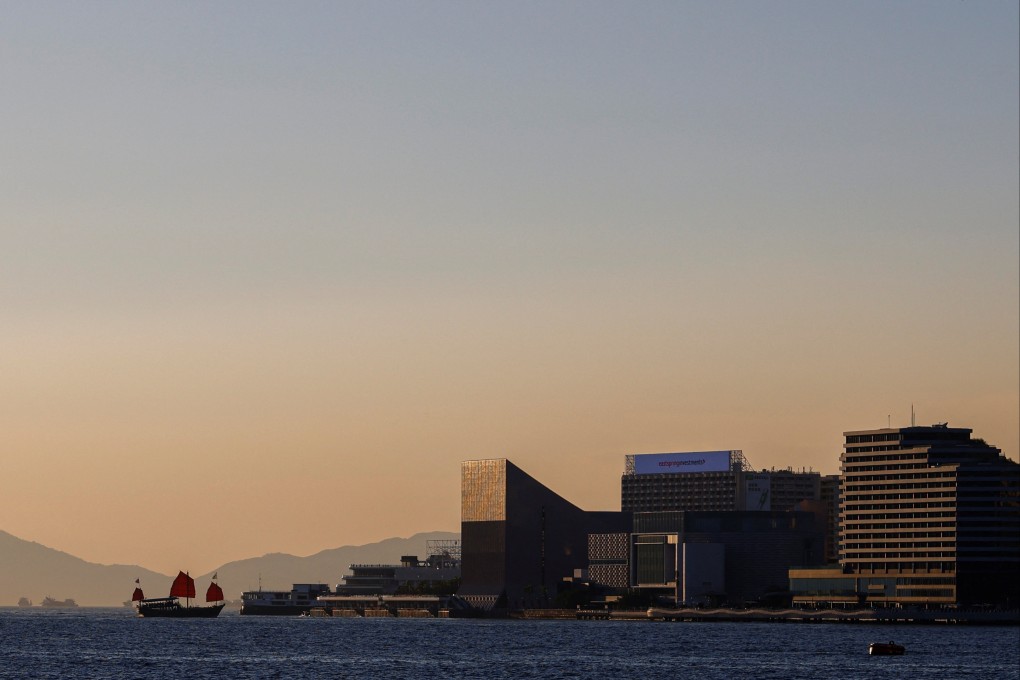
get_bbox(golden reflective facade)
[461,459,506,522]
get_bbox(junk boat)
[134,572,225,618]
[869,641,905,656]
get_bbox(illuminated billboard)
[632,451,732,475]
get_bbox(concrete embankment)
[564,607,1020,625]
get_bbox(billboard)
[744,473,771,511]
[632,451,732,475]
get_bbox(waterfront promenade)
[563,606,1020,625]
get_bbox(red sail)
[206,582,224,603]
[131,587,145,602]
[169,571,196,599]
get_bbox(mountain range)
[0,529,459,606]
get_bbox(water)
[1,608,1017,679]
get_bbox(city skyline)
[1,1,1017,576]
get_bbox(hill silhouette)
[194,531,460,599]
[0,530,458,606]
[0,530,170,607]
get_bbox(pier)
[314,595,443,617]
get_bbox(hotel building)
[791,424,1020,607]
[621,450,822,512]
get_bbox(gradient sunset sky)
[2,1,1017,576]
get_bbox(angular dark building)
[458,459,630,611]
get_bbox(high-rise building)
[769,470,822,511]
[839,424,1020,605]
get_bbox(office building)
[819,474,841,564]
[622,451,749,512]
[769,469,822,511]
[622,451,821,513]
[592,510,824,606]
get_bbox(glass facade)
[789,568,959,604]
[634,538,675,586]
[634,511,684,533]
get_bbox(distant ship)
[134,572,225,618]
[17,597,32,608]
[240,584,333,615]
[40,596,78,608]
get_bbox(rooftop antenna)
[911,404,916,427]
[887,414,891,428]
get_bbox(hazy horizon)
[2,1,1017,576]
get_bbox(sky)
[1,1,1017,576]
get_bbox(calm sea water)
[0,608,1017,679]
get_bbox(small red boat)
[869,641,905,656]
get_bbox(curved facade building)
[840,424,1020,606]
[794,424,1020,608]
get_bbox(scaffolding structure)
[426,539,461,562]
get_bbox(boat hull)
[869,643,905,656]
[137,598,224,618]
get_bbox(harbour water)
[1,608,1017,679]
